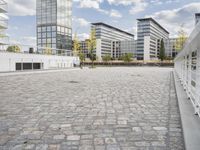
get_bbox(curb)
[0,68,80,77]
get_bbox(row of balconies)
[0,0,7,29]
[0,0,8,45]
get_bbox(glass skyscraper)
[36,0,72,53]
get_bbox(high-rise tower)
[36,0,72,53]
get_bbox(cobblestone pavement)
[0,67,184,150]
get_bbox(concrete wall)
[0,52,79,72]
[144,36,151,61]
[96,39,102,61]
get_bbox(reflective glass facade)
[36,0,72,52]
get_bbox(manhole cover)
[69,81,79,84]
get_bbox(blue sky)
[7,0,200,46]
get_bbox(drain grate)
[131,74,142,77]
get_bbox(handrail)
[174,22,200,117]
[175,22,200,61]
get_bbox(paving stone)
[94,138,104,145]
[132,127,142,133]
[35,144,48,150]
[0,67,184,149]
[67,135,80,141]
[153,127,167,131]
[105,138,117,145]
[53,135,65,140]
[48,144,60,150]
[24,144,35,150]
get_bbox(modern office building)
[91,22,135,60]
[72,39,90,58]
[0,0,8,50]
[195,13,200,25]
[120,40,137,57]
[36,0,72,54]
[137,18,169,60]
[79,39,90,58]
[164,38,178,59]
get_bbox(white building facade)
[0,51,79,72]
[137,18,169,61]
[91,23,135,60]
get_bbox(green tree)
[73,33,81,56]
[78,53,85,69]
[88,28,96,68]
[175,25,188,52]
[122,53,133,63]
[6,45,21,53]
[102,54,112,64]
[73,33,86,68]
[159,39,165,61]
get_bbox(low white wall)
[0,52,80,72]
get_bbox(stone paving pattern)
[0,67,184,150]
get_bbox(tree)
[6,45,21,53]
[78,53,85,69]
[122,53,133,63]
[88,28,96,68]
[159,39,165,61]
[73,33,85,68]
[73,33,81,56]
[102,54,112,64]
[175,25,188,52]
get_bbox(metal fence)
[174,22,200,117]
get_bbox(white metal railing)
[174,22,200,117]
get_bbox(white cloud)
[72,33,89,40]
[77,33,90,40]
[73,17,90,27]
[7,0,36,16]
[129,2,148,14]
[79,0,103,9]
[110,9,122,18]
[107,0,148,15]
[107,0,143,6]
[10,36,36,47]
[149,2,200,37]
